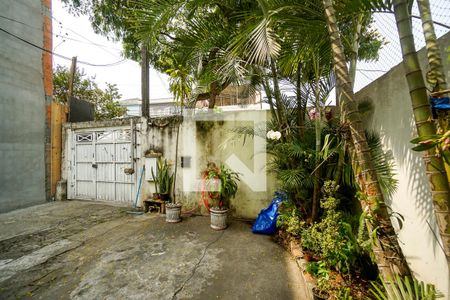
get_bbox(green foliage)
[151,158,174,195]
[306,260,331,291]
[201,162,240,209]
[337,287,353,300]
[277,198,305,236]
[410,131,450,164]
[301,181,361,273]
[366,131,399,198]
[53,65,126,120]
[370,275,443,300]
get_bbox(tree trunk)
[417,0,447,92]
[208,82,218,109]
[323,0,410,278]
[270,59,289,138]
[312,83,322,222]
[393,0,450,265]
[417,0,450,190]
[349,14,363,88]
[296,63,305,139]
[262,76,278,123]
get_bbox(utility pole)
[141,44,150,118]
[67,56,77,101]
[67,56,77,122]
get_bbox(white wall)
[137,110,277,219]
[355,32,450,297]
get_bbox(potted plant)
[152,158,180,222]
[201,162,240,230]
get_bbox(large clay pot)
[210,208,228,230]
[165,203,182,223]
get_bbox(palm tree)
[392,0,450,265]
[417,0,450,190]
[417,0,447,93]
[322,0,410,278]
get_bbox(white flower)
[267,130,281,140]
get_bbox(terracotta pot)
[303,252,313,262]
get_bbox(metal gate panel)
[69,126,135,204]
[96,163,115,181]
[76,181,95,199]
[97,182,115,201]
[116,183,133,202]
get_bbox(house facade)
[119,85,263,117]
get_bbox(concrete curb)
[282,237,316,300]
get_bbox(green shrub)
[301,181,360,273]
[277,198,304,236]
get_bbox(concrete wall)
[137,110,277,219]
[355,32,450,297]
[62,111,276,219]
[0,1,48,212]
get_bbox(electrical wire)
[54,33,123,52]
[0,26,127,67]
[51,15,121,57]
[0,14,126,61]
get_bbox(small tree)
[53,65,126,120]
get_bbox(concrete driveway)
[0,201,307,300]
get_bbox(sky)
[52,0,171,101]
[52,0,449,101]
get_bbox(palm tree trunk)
[417,0,450,189]
[262,76,278,123]
[417,0,447,92]
[312,79,322,222]
[270,59,289,138]
[296,63,305,139]
[393,0,450,265]
[323,0,410,278]
[335,15,363,185]
[349,14,363,88]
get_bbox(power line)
[54,33,123,52]
[0,26,127,67]
[51,15,121,57]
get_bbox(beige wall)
[137,110,277,219]
[355,33,450,297]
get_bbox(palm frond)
[370,274,443,299]
[366,131,398,198]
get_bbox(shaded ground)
[0,201,308,299]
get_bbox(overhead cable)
[0,26,126,67]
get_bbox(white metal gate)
[68,126,135,204]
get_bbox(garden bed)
[274,230,374,299]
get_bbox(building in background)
[119,97,180,117]
[0,0,53,212]
[119,85,263,117]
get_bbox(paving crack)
[171,231,225,300]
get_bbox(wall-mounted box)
[181,156,191,168]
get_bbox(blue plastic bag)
[252,191,286,235]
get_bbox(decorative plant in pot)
[201,162,240,230]
[151,158,180,222]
